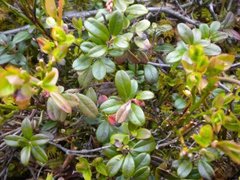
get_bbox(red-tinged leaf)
[97,95,108,105]
[50,92,72,113]
[45,0,57,18]
[108,114,117,126]
[132,99,145,106]
[116,101,131,123]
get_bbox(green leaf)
[132,166,150,180]
[109,10,124,36]
[136,128,151,140]
[129,79,138,99]
[41,68,58,92]
[122,153,135,178]
[126,4,148,17]
[115,70,132,101]
[88,45,107,58]
[110,134,130,145]
[72,55,92,71]
[108,48,125,57]
[84,18,110,42]
[96,121,113,143]
[50,92,72,113]
[177,23,194,44]
[198,160,214,180]
[4,135,22,147]
[113,0,127,12]
[86,87,97,104]
[134,20,150,32]
[193,125,213,148]
[204,43,221,56]
[92,157,108,176]
[210,21,221,32]
[113,36,129,49]
[104,58,116,73]
[116,101,131,123]
[107,154,124,177]
[76,158,92,180]
[136,91,154,100]
[76,94,98,118]
[100,99,123,114]
[80,41,95,53]
[78,67,94,88]
[21,117,33,139]
[31,145,48,164]
[0,76,14,97]
[92,59,107,80]
[20,146,31,166]
[133,138,156,153]
[134,153,150,170]
[0,54,15,64]
[128,104,145,126]
[174,98,186,110]
[31,134,49,145]
[144,64,159,84]
[13,31,31,44]
[177,160,193,178]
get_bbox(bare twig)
[49,141,111,155]
[219,77,240,86]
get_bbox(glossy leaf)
[136,128,151,139]
[144,64,159,84]
[21,117,33,139]
[96,121,113,143]
[133,138,156,152]
[136,91,154,100]
[134,153,150,170]
[198,160,214,180]
[115,70,132,101]
[177,160,192,178]
[4,135,23,147]
[76,94,98,118]
[100,99,123,114]
[109,10,124,36]
[72,55,92,71]
[132,166,150,180]
[193,125,213,148]
[31,145,48,164]
[177,23,194,44]
[126,4,148,17]
[20,146,31,166]
[92,59,106,80]
[13,31,31,44]
[88,45,107,58]
[122,153,135,178]
[128,104,145,126]
[107,154,124,177]
[31,134,49,145]
[84,18,110,42]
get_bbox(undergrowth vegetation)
[0,0,240,179]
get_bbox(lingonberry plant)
[0,0,239,179]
